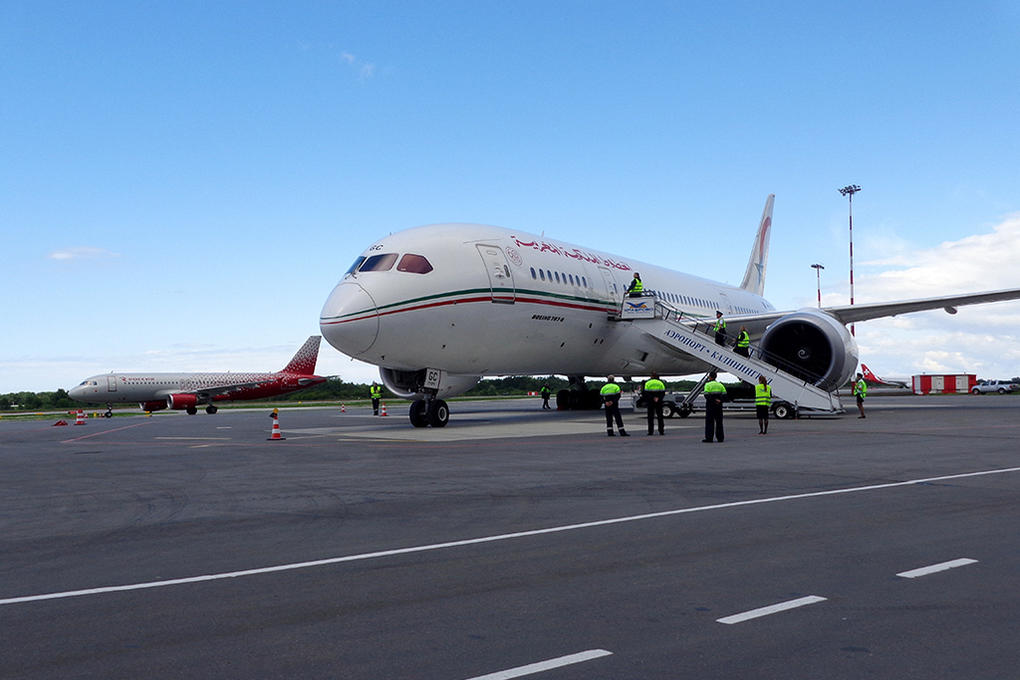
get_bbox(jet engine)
[758,309,859,391]
[378,368,481,400]
[140,400,168,412]
[166,393,199,410]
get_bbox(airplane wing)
[728,287,1020,331]
[173,379,274,402]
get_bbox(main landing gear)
[409,397,450,428]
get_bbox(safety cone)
[53,420,68,426]
[266,415,285,440]
[340,403,345,413]
[380,402,388,417]
[74,410,86,426]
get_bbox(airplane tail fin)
[281,336,321,375]
[860,363,883,384]
[739,194,774,297]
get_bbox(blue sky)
[3,1,1019,392]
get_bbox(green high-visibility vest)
[600,383,622,396]
[737,330,750,348]
[755,383,772,406]
[704,380,727,395]
[713,318,726,333]
[370,385,382,398]
[854,379,867,398]
[631,279,643,293]
[644,379,665,392]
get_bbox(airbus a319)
[69,336,326,415]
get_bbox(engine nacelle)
[140,400,168,412]
[758,309,859,391]
[378,368,481,400]
[166,393,199,410]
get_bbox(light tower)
[839,184,861,336]
[811,263,825,308]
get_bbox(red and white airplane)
[319,195,1020,427]
[69,336,326,415]
[860,363,908,388]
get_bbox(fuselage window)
[345,256,366,276]
[582,276,588,287]
[546,269,552,282]
[554,272,561,283]
[568,274,575,286]
[539,269,546,281]
[396,253,434,274]
[530,267,536,279]
[359,253,398,272]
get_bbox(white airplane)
[69,336,326,415]
[319,196,1020,427]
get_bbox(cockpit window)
[396,253,433,274]
[359,253,398,272]
[345,256,366,276]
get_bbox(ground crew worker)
[627,272,644,297]
[540,384,551,410]
[853,372,867,418]
[268,407,279,419]
[643,372,666,435]
[703,371,727,442]
[600,376,629,437]
[755,374,772,434]
[734,326,750,357]
[370,382,382,416]
[713,311,727,346]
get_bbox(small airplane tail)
[739,194,774,297]
[860,363,885,384]
[281,336,321,375]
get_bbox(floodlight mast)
[839,184,861,336]
[811,263,825,308]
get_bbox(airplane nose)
[319,281,379,356]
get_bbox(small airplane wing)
[173,379,273,402]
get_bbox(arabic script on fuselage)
[510,236,632,271]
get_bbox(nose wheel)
[409,398,449,427]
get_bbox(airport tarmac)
[1,396,1018,679]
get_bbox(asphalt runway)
[2,396,1018,679]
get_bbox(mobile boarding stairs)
[613,295,844,416]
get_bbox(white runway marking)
[717,595,827,624]
[463,650,612,679]
[1,466,1017,606]
[897,558,978,578]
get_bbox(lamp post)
[811,263,824,307]
[838,184,861,336]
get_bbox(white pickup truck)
[971,379,1019,394]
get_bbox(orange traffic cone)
[340,403,346,413]
[267,415,285,440]
[74,410,86,426]
[380,402,388,417]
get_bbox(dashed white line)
[1,466,1016,606]
[897,558,978,578]
[462,650,613,680]
[717,595,828,624]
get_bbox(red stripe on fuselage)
[321,294,614,325]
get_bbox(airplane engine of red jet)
[759,309,859,391]
[140,400,168,412]
[166,393,200,411]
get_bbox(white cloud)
[47,246,119,261]
[848,213,1020,380]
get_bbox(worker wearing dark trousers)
[643,373,666,435]
[370,382,382,416]
[703,371,727,442]
[713,311,727,346]
[600,376,629,437]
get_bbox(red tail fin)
[860,364,883,384]
[281,336,321,375]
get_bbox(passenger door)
[476,244,515,303]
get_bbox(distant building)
[911,374,976,395]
